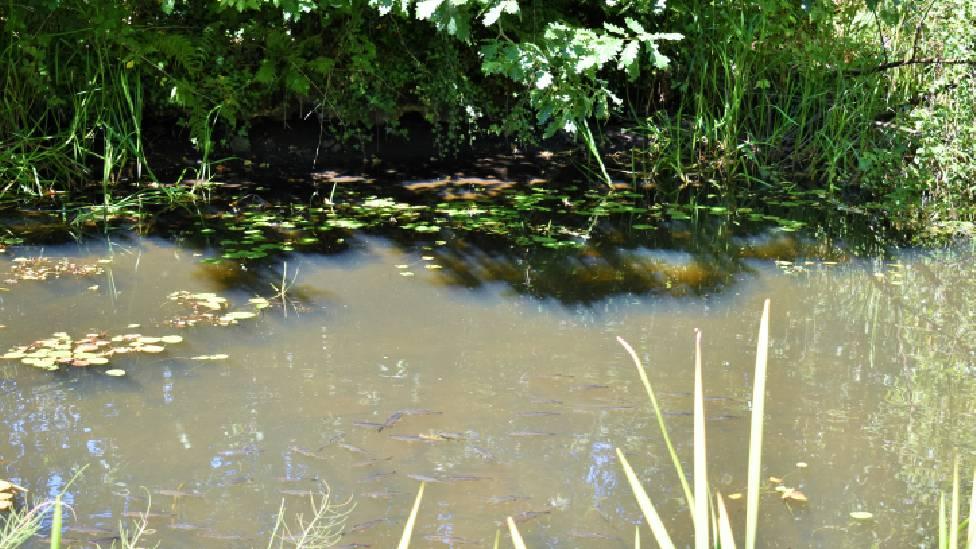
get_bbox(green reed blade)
[397,482,424,549]
[953,457,960,549]
[940,491,947,549]
[716,493,737,549]
[616,448,677,549]
[49,496,61,549]
[507,516,528,549]
[745,299,770,549]
[617,336,694,510]
[968,470,976,549]
[693,329,709,549]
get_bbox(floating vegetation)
[1,330,185,371]
[166,290,268,327]
[4,256,105,283]
[0,285,268,376]
[168,291,227,311]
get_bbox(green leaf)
[284,68,309,95]
[483,0,518,26]
[618,40,640,71]
[415,0,442,20]
[625,17,645,36]
[254,60,276,84]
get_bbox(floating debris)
[0,480,25,512]
[6,256,105,283]
[778,487,808,503]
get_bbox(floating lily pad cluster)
[0,290,270,375]
[183,186,663,264]
[0,479,24,512]
[165,291,269,327]
[4,256,106,283]
[1,331,185,372]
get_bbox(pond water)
[0,189,972,547]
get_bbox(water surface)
[0,232,971,548]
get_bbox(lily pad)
[140,345,166,353]
[220,311,257,322]
[105,369,126,377]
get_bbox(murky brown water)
[0,235,973,547]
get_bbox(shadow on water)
[0,179,893,304]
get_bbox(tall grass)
[637,0,908,204]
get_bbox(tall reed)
[615,298,771,548]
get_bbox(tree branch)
[844,57,976,76]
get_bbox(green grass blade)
[716,493,737,549]
[942,492,948,549]
[397,482,425,549]
[967,470,976,549]
[616,448,677,549]
[635,525,640,549]
[507,516,528,549]
[745,299,770,549]
[494,528,501,549]
[617,336,694,509]
[953,457,960,549]
[50,496,61,549]
[693,330,709,549]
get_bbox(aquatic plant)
[614,301,769,549]
[266,487,354,549]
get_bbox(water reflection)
[0,234,972,547]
